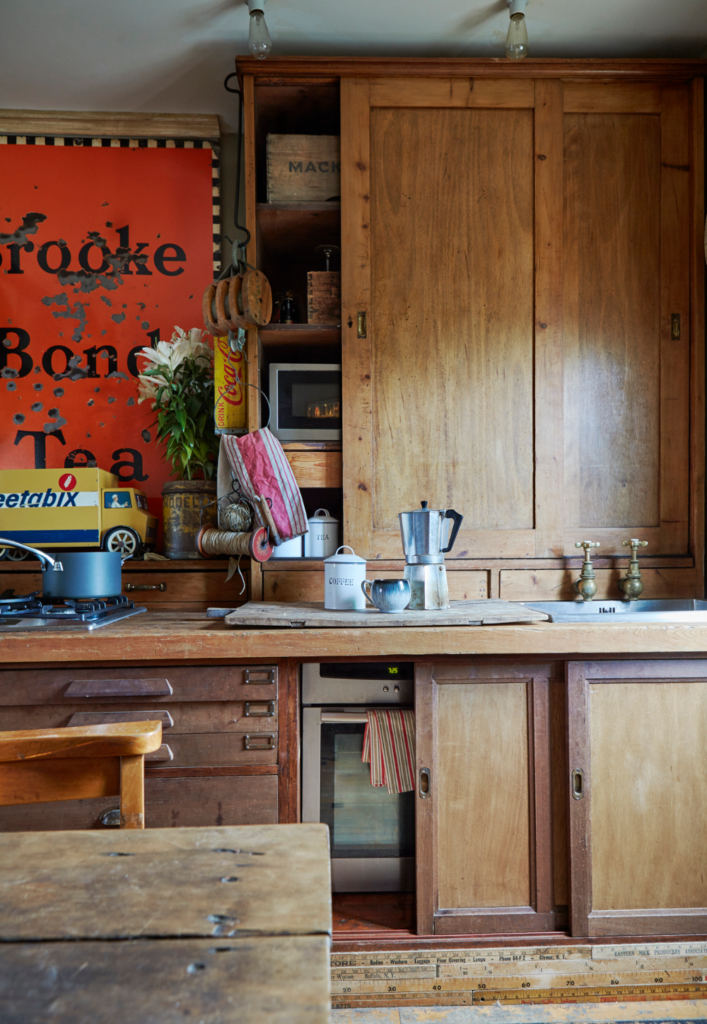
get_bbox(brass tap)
[574,541,600,601]
[618,539,648,600]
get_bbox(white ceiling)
[2,0,707,133]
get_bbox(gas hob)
[0,593,147,631]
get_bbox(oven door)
[302,708,415,892]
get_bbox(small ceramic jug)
[361,578,411,614]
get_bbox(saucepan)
[0,538,130,600]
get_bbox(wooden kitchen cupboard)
[415,660,566,935]
[337,64,705,597]
[567,660,707,937]
[234,59,705,602]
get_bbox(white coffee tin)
[324,545,367,610]
[303,508,339,559]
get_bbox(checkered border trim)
[0,134,221,275]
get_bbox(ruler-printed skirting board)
[331,942,707,1008]
[0,114,219,542]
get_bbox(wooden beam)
[0,110,220,139]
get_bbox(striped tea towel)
[221,429,307,544]
[362,709,415,794]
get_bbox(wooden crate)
[307,271,341,323]
[266,134,340,202]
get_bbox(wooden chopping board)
[223,599,549,628]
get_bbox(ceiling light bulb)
[248,0,272,59]
[506,0,529,60]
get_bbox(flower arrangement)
[137,327,219,480]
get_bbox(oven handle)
[320,711,370,724]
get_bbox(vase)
[162,480,218,560]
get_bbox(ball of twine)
[220,501,253,532]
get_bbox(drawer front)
[122,570,251,607]
[0,776,278,831]
[0,570,250,611]
[144,733,278,767]
[0,665,278,705]
[0,701,277,734]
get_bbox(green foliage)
[140,356,219,481]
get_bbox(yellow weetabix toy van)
[0,468,158,559]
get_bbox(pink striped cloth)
[362,709,416,794]
[221,429,307,543]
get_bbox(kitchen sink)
[521,599,707,623]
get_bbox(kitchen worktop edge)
[2,612,707,663]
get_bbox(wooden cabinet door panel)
[416,661,559,935]
[567,660,707,937]
[562,84,691,556]
[342,78,556,561]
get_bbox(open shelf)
[259,324,340,348]
[257,202,340,259]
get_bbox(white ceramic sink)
[521,599,707,623]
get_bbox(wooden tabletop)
[1,611,707,662]
[0,825,332,1024]
[0,824,332,940]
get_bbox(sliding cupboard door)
[415,661,559,935]
[341,77,561,560]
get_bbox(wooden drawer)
[0,665,278,705]
[0,776,278,831]
[499,568,699,601]
[0,701,277,733]
[264,569,487,602]
[0,568,250,612]
[144,733,277,767]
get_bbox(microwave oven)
[268,363,341,442]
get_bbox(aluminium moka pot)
[398,502,463,610]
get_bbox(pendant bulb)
[247,0,272,59]
[506,0,529,60]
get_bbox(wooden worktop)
[2,611,707,663]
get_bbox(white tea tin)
[303,508,339,559]
[324,545,367,610]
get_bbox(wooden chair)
[0,721,162,829]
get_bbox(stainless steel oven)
[301,661,415,892]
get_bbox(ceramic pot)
[362,578,411,613]
[162,480,217,560]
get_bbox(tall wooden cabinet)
[238,58,704,601]
[341,71,703,571]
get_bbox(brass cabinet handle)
[98,807,121,828]
[245,701,276,717]
[244,668,276,685]
[571,768,584,800]
[125,582,166,592]
[244,734,275,750]
[419,766,431,799]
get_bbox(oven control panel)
[301,662,414,705]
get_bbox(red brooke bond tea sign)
[0,138,217,540]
